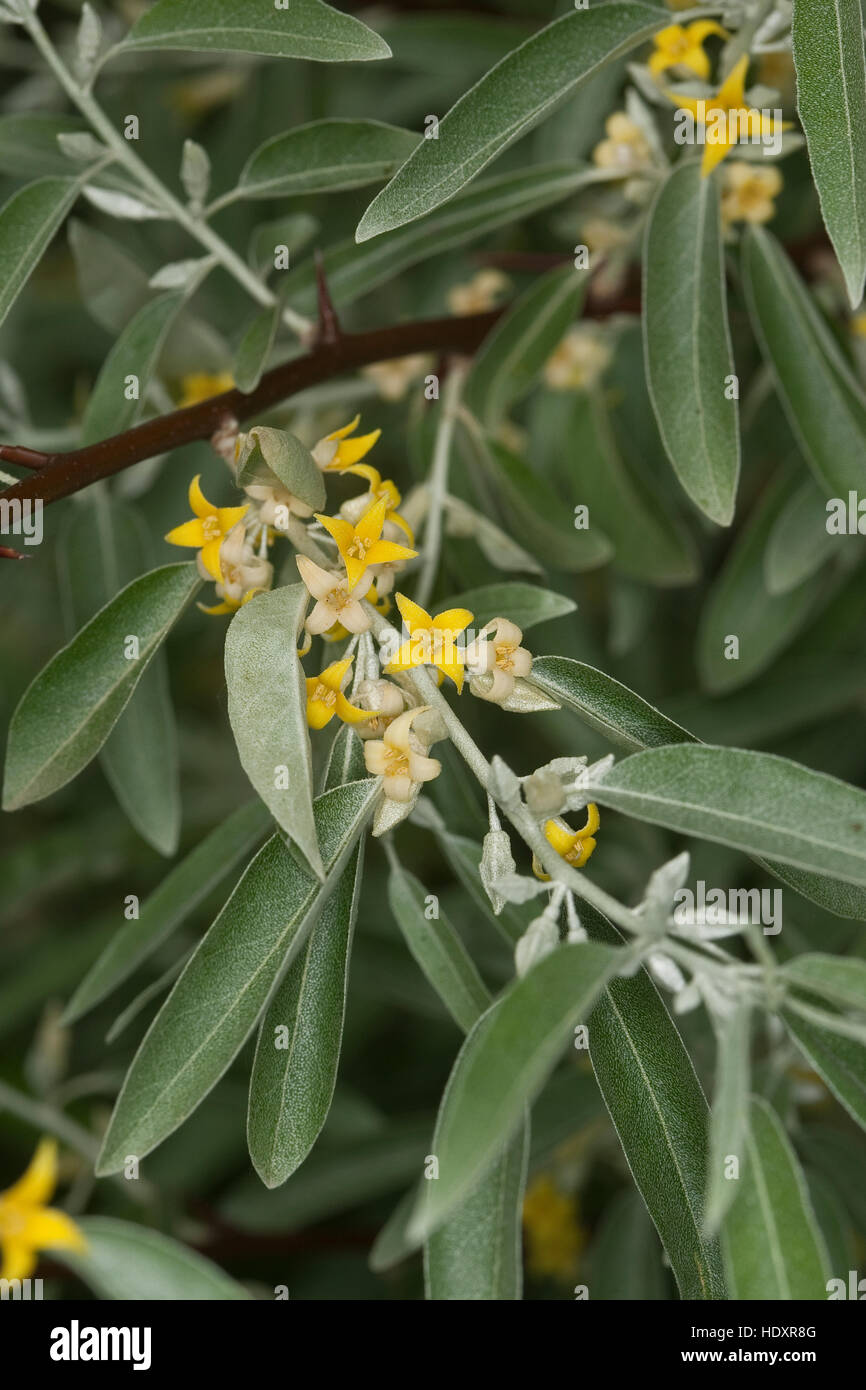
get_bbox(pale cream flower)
[244,481,314,529]
[296,554,374,635]
[196,522,273,610]
[582,216,631,255]
[544,326,613,392]
[592,113,652,174]
[447,269,510,317]
[352,677,406,740]
[720,161,783,226]
[363,706,441,802]
[361,354,431,402]
[465,617,533,703]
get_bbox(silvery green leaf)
[56,131,105,165]
[584,744,866,887]
[528,655,695,752]
[247,843,364,1187]
[95,779,378,1173]
[56,1217,251,1300]
[647,953,686,995]
[122,0,392,62]
[225,584,323,880]
[782,953,866,1014]
[792,0,866,306]
[479,829,516,914]
[247,211,318,275]
[236,426,325,511]
[704,1003,751,1235]
[233,302,280,395]
[408,941,619,1238]
[0,176,79,329]
[783,1009,866,1132]
[514,916,559,977]
[763,475,840,595]
[3,564,200,812]
[721,1095,830,1298]
[440,582,574,633]
[387,862,491,1033]
[64,799,272,1023]
[742,227,866,495]
[372,793,413,838]
[491,872,549,906]
[645,852,691,910]
[82,185,167,221]
[561,754,614,813]
[237,119,418,200]
[443,494,542,576]
[181,138,211,209]
[643,160,739,526]
[75,2,102,80]
[356,4,668,239]
[81,293,183,444]
[148,256,215,291]
[58,493,180,856]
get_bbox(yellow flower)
[315,496,417,590]
[669,54,792,177]
[305,657,371,730]
[649,22,727,81]
[176,371,235,408]
[165,475,249,581]
[522,1174,584,1281]
[720,160,783,225]
[592,112,652,174]
[0,1138,86,1281]
[363,705,441,802]
[311,414,381,471]
[385,594,474,693]
[340,464,415,544]
[532,806,600,881]
[196,522,273,615]
[447,269,510,317]
[296,555,374,635]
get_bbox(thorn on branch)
[314,251,342,349]
[0,546,30,560]
[0,444,51,470]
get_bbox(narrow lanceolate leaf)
[247,843,364,1188]
[355,3,667,239]
[704,1004,752,1236]
[763,476,839,595]
[321,722,368,792]
[387,863,491,1034]
[0,114,87,179]
[289,165,600,314]
[439,583,575,634]
[643,161,739,525]
[722,1096,830,1299]
[586,745,866,887]
[783,1009,866,1132]
[425,1121,528,1301]
[0,177,78,329]
[742,227,866,494]
[3,564,199,812]
[464,265,585,429]
[95,779,378,1174]
[408,942,619,1239]
[589,1190,668,1301]
[792,0,866,307]
[584,905,726,1300]
[225,584,322,880]
[233,302,280,394]
[786,954,866,1015]
[59,494,180,856]
[57,1217,251,1300]
[529,656,695,753]
[63,799,273,1023]
[122,0,391,62]
[237,120,418,200]
[81,293,182,444]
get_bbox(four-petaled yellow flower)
[305,658,371,730]
[341,464,414,543]
[165,475,249,580]
[176,371,234,408]
[649,21,727,81]
[315,496,417,590]
[0,1139,86,1281]
[363,706,441,802]
[532,805,600,881]
[669,54,791,176]
[385,594,474,693]
[312,414,381,471]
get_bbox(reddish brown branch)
[0,309,501,511]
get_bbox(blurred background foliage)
[1,0,865,1298]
